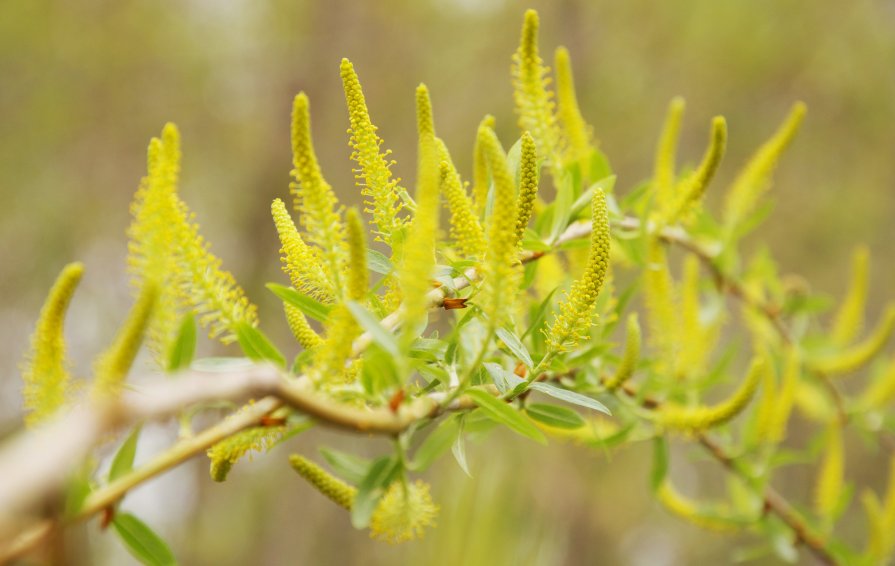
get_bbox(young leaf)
[351,456,400,529]
[319,447,372,485]
[234,323,287,368]
[345,300,400,359]
[112,512,177,566]
[452,415,471,477]
[266,283,332,322]
[466,388,546,445]
[525,403,585,429]
[411,416,460,471]
[366,248,393,275]
[496,327,534,369]
[109,426,142,484]
[529,382,610,415]
[166,313,196,372]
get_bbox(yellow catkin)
[21,262,84,427]
[289,454,357,510]
[290,92,348,296]
[811,304,895,376]
[652,97,686,215]
[643,239,677,371]
[130,124,258,347]
[858,356,895,411]
[340,59,408,245]
[478,126,521,329]
[881,457,895,560]
[545,189,610,351]
[814,421,844,531]
[514,132,539,247]
[605,313,641,390]
[271,198,334,302]
[767,349,800,444]
[398,85,440,350]
[830,245,870,347]
[676,255,719,379]
[91,285,158,399]
[345,208,369,302]
[369,480,439,543]
[658,359,764,432]
[660,116,727,227]
[554,46,593,169]
[436,139,485,259]
[284,303,322,351]
[312,209,368,384]
[723,102,807,231]
[656,479,740,532]
[512,9,563,177]
[471,114,496,218]
[172,196,259,344]
[127,132,180,363]
[208,423,289,482]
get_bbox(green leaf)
[112,512,177,566]
[319,447,371,485]
[166,313,196,372]
[529,382,610,415]
[366,248,393,275]
[345,301,400,358]
[525,403,585,429]
[466,388,546,445]
[351,456,400,529]
[483,362,525,394]
[108,425,141,484]
[235,323,286,368]
[266,283,331,322]
[495,327,533,369]
[361,344,401,396]
[411,416,460,472]
[64,463,93,517]
[452,415,471,477]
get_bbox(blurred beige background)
[1,0,893,564]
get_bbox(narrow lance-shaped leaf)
[340,58,409,246]
[22,262,84,427]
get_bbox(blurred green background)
[1,0,893,564]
